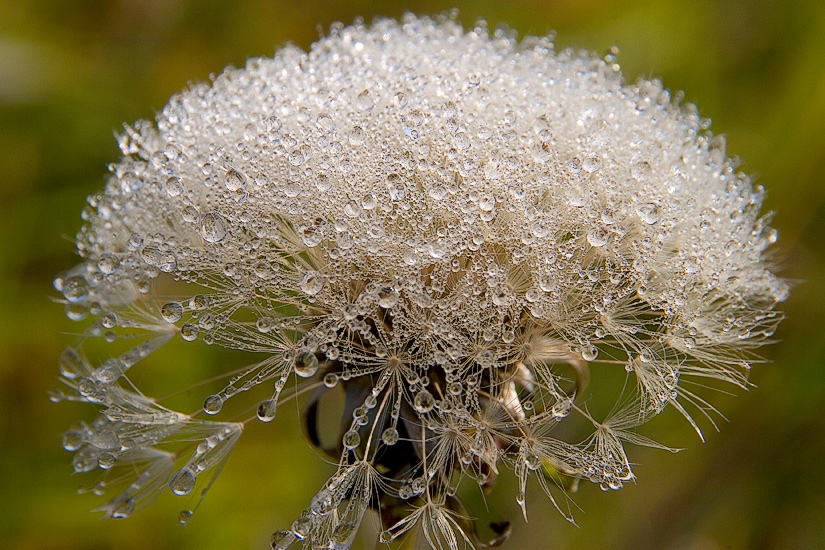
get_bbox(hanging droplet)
[169,468,196,496]
[342,429,361,450]
[381,428,399,446]
[203,394,223,415]
[97,254,120,274]
[161,301,183,323]
[413,389,435,413]
[180,323,199,341]
[178,510,193,525]
[62,276,89,303]
[257,398,278,422]
[294,352,319,378]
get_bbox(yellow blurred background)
[1,1,823,549]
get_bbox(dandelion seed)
[55,13,786,549]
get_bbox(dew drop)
[342,429,361,450]
[62,276,89,303]
[413,389,435,413]
[97,254,120,274]
[294,352,319,378]
[291,517,311,540]
[323,373,339,388]
[299,271,324,296]
[587,228,609,247]
[201,212,227,243]
[381,428,399,446]
[257,398,278,422]
[178,510,192,525]
[169,468,196,496]
[582,345,599,361]
[180,323,199,341]
[203,394,223,415]
[377,286,399,308]
[161,301,183,323]
[636,202,661,225]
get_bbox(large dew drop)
[169,468,196,496]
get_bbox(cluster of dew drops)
[53,13,787,549]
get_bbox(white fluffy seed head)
[57,13,786,547]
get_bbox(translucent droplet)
[413,389,435,413]
[97,453,116,470]
[291,517,311,540]
[63,430,83,451]
[165,176,182,197]
[180,323,199,341]
[342,429,361,450]
[631,160,652,182]
[161,301,183,323]
[201,212,227,243]
[256,317,273,333]
[582,155,601,173]
[182,206,199,223]
[299,271,324,295]
[257,398,278,422]
[300,225,323,247]
[178,510,192,525]
[97,254,120,274]
[377,287,399,308]
[582,345,599,361]
[203,394,223,415]
[169,468,196,496]
[636,202,661,225]
[294,352,319,378]
[348,126,365,146]
[62,276,89,303]
[587,228,609,247]
[225,168,247,191]
[538,274,557,292]
[323,373,339,388]
[381,428,399,446]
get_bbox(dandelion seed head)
[55,13,786,549]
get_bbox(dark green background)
[1,1,823,548]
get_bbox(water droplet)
[582,155,601,173]
[381,428,399,446]
[98,453,116,470]
[201,212,227,243]
[225,168,247,191]
[97,254,120,274]
[161,301,183,323]
[178,510,192,525]
[63,430,83,451]
[582,345,599,361]
[636,202,661,224]
[180,323,199,341]
[587,228,609,247]
[348,126,365,146]
[203,394,222,415]
[291,517,311,540]
[300,225,323,247]
[342,429,360,450]
[169,468,196,496]
[294,352,319,378]
[257,398,278,422]
[631,160,652,182]
[413,389,435,413]
[377,287,399,308]
[165,176,182,197]
[62,276,89,303]
[299,271,324,295]
[323,373,339,388]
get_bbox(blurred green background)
[1,0,824,549]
